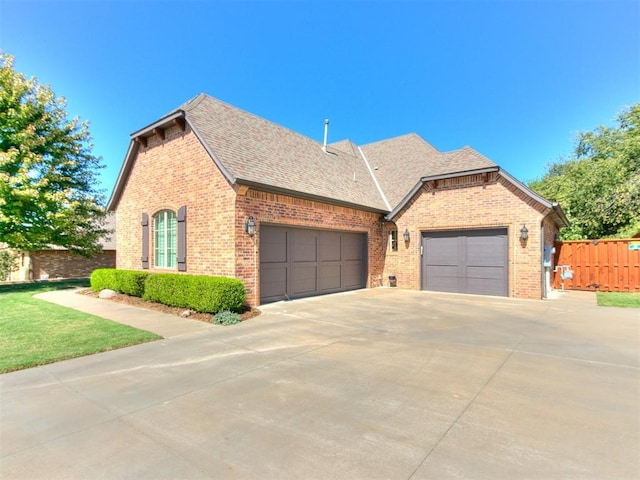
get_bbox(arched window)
[154,210,177,268]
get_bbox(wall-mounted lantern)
[403,228,410,243]
[245,216,256,237]
[520,225,529,242]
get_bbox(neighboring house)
[107,94,568,306]
[3,215,116,282]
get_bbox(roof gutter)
[497,168,554,208]
[550,203,570,228]
[498,169,570,228]
[384,166,570,229]
[130,110,186,139]
[235,179,389,215]
[419,166,499,183]
[385,167,500,220]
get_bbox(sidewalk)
[34,289,216,338]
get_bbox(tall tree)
[530,104,640,240]
[0,53,109,255]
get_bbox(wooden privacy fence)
[553,239,640,292]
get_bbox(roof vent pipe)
[322,119,329,152]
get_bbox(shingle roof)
[327,139,360,157]
[183,95,496,211]
[359,134,496,207]
[182,94,388,211]
[108,93,555,220]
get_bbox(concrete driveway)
[1,288,638,479]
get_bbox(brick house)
[3,215,116,282]
[107,94,568,306]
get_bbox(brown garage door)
[421,229,508,297]
[260,226,367,303]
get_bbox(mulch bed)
[78,289,261,323]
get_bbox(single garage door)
[260,226,367,303]
[421,229,508,297]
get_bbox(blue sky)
[1,0,639,200]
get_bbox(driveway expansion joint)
[408,335,526,479]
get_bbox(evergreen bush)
[143,274,245,313]
[114,270,148,297]
[0,250,18,281]
[90,268,117,291]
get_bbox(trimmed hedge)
[115,270,149,297]
[143,274,246,314]
[90,268,117,292]
[90,269,148,297]
[91,269,246,313]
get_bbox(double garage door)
[260,226,367,303]
[421,229,508,297]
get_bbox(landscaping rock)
[99,289,117,299]
[180,310,191,318]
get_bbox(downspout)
[541,221,547,299]
[513,225,517,297]
[253,233,258,306]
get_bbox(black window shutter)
[177,206,187,271]
[141,213,149,269]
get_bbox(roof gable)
[360,134,496,207]
[384,167,569,228]
[107,93,564,226]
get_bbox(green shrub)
[143,274,246,313]
[90,268,117,291]
[142,273,182,306]
[212,310,242,326]
[90,269,148,296]
[115,270,148,297]
[0,250,18,281]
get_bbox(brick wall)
[382,223,399,287]
[114,125,385,306]
[30,250,116,280]
[114,125,558,303]
[388,173,554,299]
[236,190,385,305]
[115,125,237,278]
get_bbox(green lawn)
[0,280,161,373]
[596,291,640,308]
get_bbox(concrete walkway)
[1,288,639,479]
[34,289,216,338]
